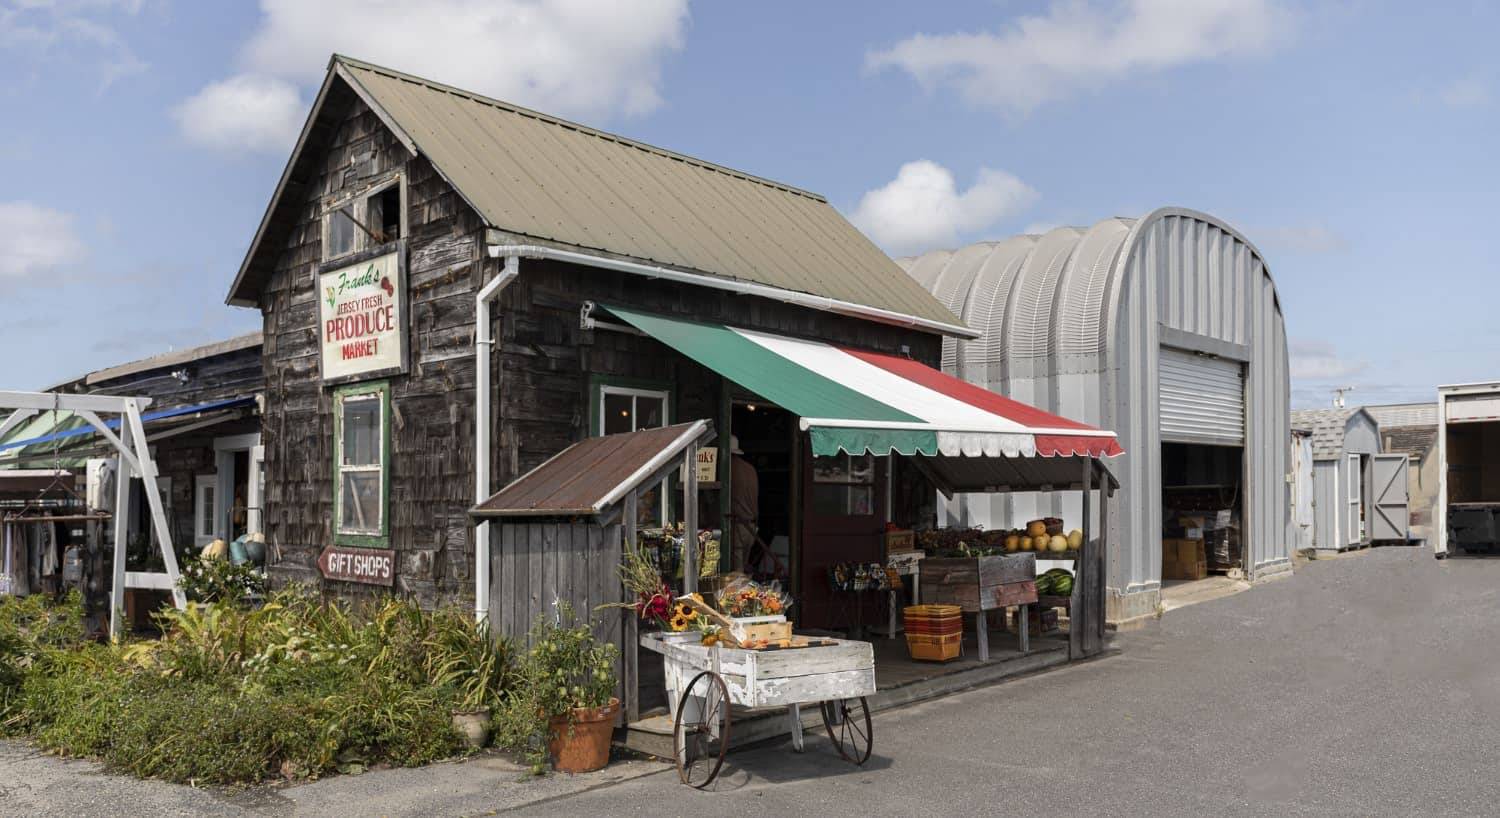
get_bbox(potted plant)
[525,604,620,773]
[424,612,511,751]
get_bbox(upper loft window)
[323,179,403,262]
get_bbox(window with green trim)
[334,382,390,544]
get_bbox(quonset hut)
[899,208,1291,621]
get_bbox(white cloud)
[1289,339,1366,381]
[173,75,306,154]
[177,0,690,154]
[867,0,1288,114]
[850,160,1038,254]
[1256,223,1347,255]
[0,0,147,90]
[1439,75,1490,108]
[0,202,86,282]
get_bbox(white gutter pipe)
[473,240,973,622]
[483,241,978,340]
[473,253,520,624]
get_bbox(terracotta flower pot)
[546,697,619,774]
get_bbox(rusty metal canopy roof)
[471,420,712,519]
[228,55,965,336]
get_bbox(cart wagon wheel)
[673,670,732,787]
[819,697,873,765]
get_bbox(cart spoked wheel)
[673,670,732,787]
[819,696,873,765]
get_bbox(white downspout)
[474,253,520,623]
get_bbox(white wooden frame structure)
[0,391,185,637]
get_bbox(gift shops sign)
[318,249,408,384]
[317,544,396,586]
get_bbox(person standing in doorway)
[729,435,759,573]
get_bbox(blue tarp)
[0,396,256,453]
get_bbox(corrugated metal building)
[1364,402,1439,543]
[899,208,1291,621]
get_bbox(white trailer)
[1434,382,1500,557]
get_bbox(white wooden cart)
[641,629,877,787]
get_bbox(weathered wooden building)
[0,333,264,552]
[224,56,978,614]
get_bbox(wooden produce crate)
[885,529,916,553]
[735,616,793,644]
[906,632,962,662]
[920,554,1036,612]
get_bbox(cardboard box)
[1162,538,1207,581]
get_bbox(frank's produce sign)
[318,251,406,382]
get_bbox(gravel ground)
[7,547,1500,816]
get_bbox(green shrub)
[176,558,267,603]
[1,592,88,728]
[3,589,514,784]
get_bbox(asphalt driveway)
[534,547,1500,817]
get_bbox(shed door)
[1158,348,1245,445]
[1370,453,1410,541]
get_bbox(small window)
[596,384,670,526]
[194,474,218,546]
[322,180,402,261]
[813,453,875,516]
[325,202,358,260]
[370,185,401,244]
[335,383,390,542]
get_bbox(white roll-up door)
[1159,347,1245,445]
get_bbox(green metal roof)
[228,56,968,336]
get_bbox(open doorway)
[729,401,792,587]
[1161,442,1244,581]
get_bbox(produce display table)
[919,554,1038,660]
[641,631,877,787]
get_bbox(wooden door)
[798,444,887,631]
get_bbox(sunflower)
[669,613,691,631]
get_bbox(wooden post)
[109,418,133,640]
[1074,456,1092,660]
[1096,470,1113,653]
[682,448,698,595]
[623,492,640,724]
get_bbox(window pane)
[637,395,665,429]
[327,205,356,258]
[341,471,382,533]
[813,456,849,483]
[200,486,214,533]
[342,396,381,465]
[848,454,874,484]
[603,393,632,435]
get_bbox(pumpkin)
[1026,520,1048,538]
[201,538,229,561]
[1048,535,1069,552]
[1004,534,1021,552]
[1018,536,1033,551]
[1067,529,1084,549]
[1029,535,1049,552]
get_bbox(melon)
[1067,529,1084,549]
[1048,535,1069,552]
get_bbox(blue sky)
[1,1,1496,409]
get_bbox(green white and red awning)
[606,306,1123,460]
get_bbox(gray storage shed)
[899,207,1291,622]
[1290,408,1408,550]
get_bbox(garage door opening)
[1445,419,1500,554]
[1161,442,1244,581]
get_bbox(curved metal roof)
[895,208,1283,384]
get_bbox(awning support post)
[682,446,698,595]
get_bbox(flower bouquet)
[716,575,791,619]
